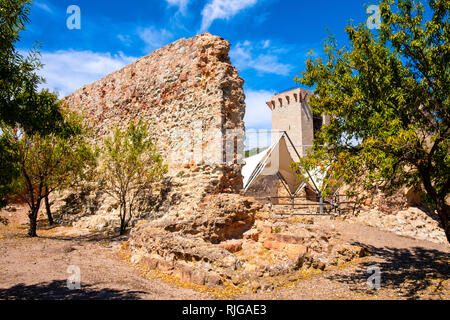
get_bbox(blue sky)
[19,0,379,130]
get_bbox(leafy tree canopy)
[0,0,69,135]
[1,0,77,208]
[293,0,449,241]
[3,109,97,237]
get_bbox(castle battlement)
[265,88,329,158]
[266,88,313,111]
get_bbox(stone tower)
[265,88,329,158]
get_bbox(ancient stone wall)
[64,32,245,194]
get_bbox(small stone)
[205,273,222,286]
[285,244,308,260]
[141,257,158,269]
[158,259,174,271]
[191,270,206,286]
[218,240,243,253]
[243,229,260,241]
[130,255,142,264]
[287,274,298,282]
[249,281,261,292]
[231,275,241,285]
[62,246,75,253]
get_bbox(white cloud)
[138,27,173,52]
[200,0,258,32]
[244,89,273,130]
[117,34,133,46]
[34,1,52,13]
[230,41,292,76]
[165,0,190,14]
[37,50,137,97]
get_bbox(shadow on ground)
[0,280,146,300]
[39,231,128,244]
[327,243,450,299]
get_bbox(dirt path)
[0,206,211,300]
[1,206,449,300]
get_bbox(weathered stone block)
[218,240,243,253]
[190,269,206,286]
[284,244,308,260]
[268,233,305,244]
[263,240,281,250]
[243,229,260,241]
[158,259,174,271]
[205,272,223,287]
[263,240,308,259]
[141,256,159,269]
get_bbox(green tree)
[0,128,19,208]
[40,107,98,226]
[293,0,449,241]
[1,0,70,208]
[100,121,167,235]
[3,108,96,237]
[1,0,66,134]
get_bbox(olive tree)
[4,105,96,237]
[99,121,167,235]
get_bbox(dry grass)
[117,245,245,299]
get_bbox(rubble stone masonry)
[63,32,245,194]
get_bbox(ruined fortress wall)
[63,33,245,193]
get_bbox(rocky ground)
[1,204,448,300]
[349,207,446,244]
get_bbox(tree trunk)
[28,207,39,237]
[119,203,126,235]
[124,204,133,235]
[436,200,450,243]
[44,190,53,225]
[418,165,450,243]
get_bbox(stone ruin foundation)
[52,33,371,293]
